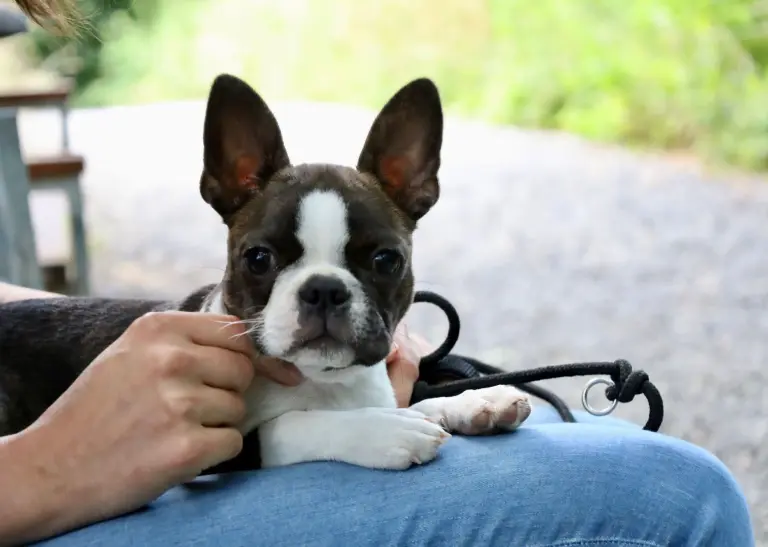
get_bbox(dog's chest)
[240,362,397,433]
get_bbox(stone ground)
[17,101,768,543]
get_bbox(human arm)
[0,281,64,303]
[0,310,300,545]
[0,281,428,543]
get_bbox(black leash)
[408,291,665,432]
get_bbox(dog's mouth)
[292,316,353,351]
[302,333,345,351]
[321,364,354,372]
[280,310,390,373]
[288,329,352,362]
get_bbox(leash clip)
[581,378,619,416]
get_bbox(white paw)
[346,408,451,470]
[412,385,532,436]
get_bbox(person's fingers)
[386,341,400,364]
[190,314,256,356]
[394,328,434,364]
[387,350,420,384]
[409,333,435,356]
[194,388,247,427]
[140,311,255,357]
[387,355,418,408]
[253,356,305,386]
[193,427,244,471]
[387,323,438,408]
[188,346,255,393]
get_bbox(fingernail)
[285,365,305,385]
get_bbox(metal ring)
[581,378,619,416]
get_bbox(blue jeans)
[38,407,754,547]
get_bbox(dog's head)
[200,74,443,382]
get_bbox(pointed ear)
[200,74,290,219]
[356,78,443,222]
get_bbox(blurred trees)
[26,0,768,170]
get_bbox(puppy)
[0,75,531,471]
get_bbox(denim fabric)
[37,407,754,547]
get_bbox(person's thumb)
[387,349,419,408]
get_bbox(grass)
[25,0,768,170]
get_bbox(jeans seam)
[534,539,662,547]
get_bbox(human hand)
[386,323,434,408]
[5,311,292,543]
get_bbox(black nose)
[298,275,351,312]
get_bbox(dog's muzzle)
[294,274,354,344]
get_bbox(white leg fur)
[409,385,533,436]
[259,407,450,469]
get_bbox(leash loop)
[606,359,649,403]
[581,378,619,416]
[411,291,665,432]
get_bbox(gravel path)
[19,101,768,542]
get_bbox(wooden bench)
[26,153,88,295]
[0,84,90,295]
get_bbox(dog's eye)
[244,246,275,276]
[372,249,403,277]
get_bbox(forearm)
[0,284,72,544]
[0,282,64,304]
[0,427,74,545]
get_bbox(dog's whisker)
[231,321,261,338]
[226,316,264,340]
[214,319,250,328]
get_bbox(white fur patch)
[409,385,532,435]
[257,190,369,377]
[259,406,450,469]
[296,190,348,265]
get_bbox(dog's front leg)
[409,386,533,436]
[258,407,450,470]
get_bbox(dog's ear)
[200,74,290,219]
[357,78,443,222]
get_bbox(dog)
[0,74,532,471]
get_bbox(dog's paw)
[347,408,451,470]
[411,386,532,436]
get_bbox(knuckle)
[169,434,205,469]
[155,346,194,376]
[164,391,196,419]
[133,311,171,333]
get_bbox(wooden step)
[0,87,71,108]
[26,153,85,181]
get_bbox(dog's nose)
[298,275,351,312]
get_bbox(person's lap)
[37,407,754,547]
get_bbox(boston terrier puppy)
[0,74,532,471]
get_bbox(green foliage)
[29,0,157,91]
[28,0,768,170]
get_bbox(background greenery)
[27,0,768,170]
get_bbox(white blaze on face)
[296,191,348,265]
[259,189,370,377]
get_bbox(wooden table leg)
[0,108,43,288]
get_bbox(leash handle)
[411,291,665,432]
